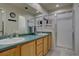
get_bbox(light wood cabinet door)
[36,38,43,56]
[0,46,20,56]
[48,34,52,50]
[21,41,36,56]
[43,36,48,55]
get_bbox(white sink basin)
[37,33,48,36]
[0,37,25,45]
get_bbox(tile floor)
[47,47,74,56]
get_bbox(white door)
[57,12,73,49]
[18,15,27,34]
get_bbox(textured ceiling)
[10,3,41,15]
[9,3,73,15]
[39,3,73,12]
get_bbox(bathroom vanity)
[0,32,53,56]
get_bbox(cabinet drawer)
[37,45,43,53]
[37,44,43,50]
[37,38,43,45]
[44,36,48,41]
[37,51,43,56]
[37,45,43,56]
[43,36,48,55]
[44,49,48,55]
[48,35,52,50]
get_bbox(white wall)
[0,4,34,35]
[18,14,34,34]
[73,4,79,55]
[0,4,19,35]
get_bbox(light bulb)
[54,13,56,16]
[56,4,59,7]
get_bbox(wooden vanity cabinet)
[0,46,20,56]
[21,41,36,56]
[0,33,53,56]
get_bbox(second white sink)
[36,33,48,36]
[0,37,25,45]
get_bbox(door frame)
[55,10,75,51]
